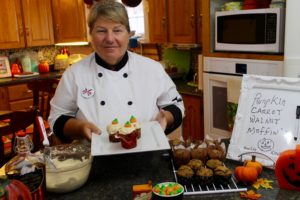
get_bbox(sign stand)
[227,75,300,166]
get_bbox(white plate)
[14,72,39,78]
[91,121,170,156]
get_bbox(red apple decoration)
[38,61,49,73]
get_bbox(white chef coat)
[48,51,185,132]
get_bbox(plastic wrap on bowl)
[45,143,92,193]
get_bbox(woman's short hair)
[88,0,130,34]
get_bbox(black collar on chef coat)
[95,52,128,71]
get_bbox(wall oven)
[203,57,284,140]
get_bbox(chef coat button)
[98,73,103,77]
[128,101,133,105]
[100,101,105,105]
[123,73,128,78]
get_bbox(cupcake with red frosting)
[106,118,121,143]
[118,121,138,149]
[129,115,141,138]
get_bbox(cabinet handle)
[190,15,195,28]
[19,26,24,36]
[26,90,33,94]
[56,24,60,34]
[25,27,29,37]
[161,18,166,27]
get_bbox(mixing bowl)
[45,143,92,193]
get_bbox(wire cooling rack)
[171,159,247,196]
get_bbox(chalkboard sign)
[227,75,300,166]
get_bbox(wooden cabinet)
[168,0,197,43]
[0,84,33,111]
[148,0,167,43]
[182,94,204,140]
[0,0,54,50]
[148,0,202,44]
[51,0,88,44]
[201,0,283,61]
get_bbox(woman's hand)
[64,118,101,142]
[80,121,101,141]
[155,109,168,131]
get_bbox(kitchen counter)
[0,72,62,86]
[46,150,299,200]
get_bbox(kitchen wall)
[0,45,93,67]
[162,48,191,77]
[283,0,300,77]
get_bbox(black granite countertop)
[0,73,202,97]
[46,150,299,200]
[0,72,62,86]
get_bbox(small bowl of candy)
[152,182,184,200]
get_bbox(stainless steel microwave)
[215,8,285,53]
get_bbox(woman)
[48,0,185,142]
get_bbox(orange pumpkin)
[0,175,32,200]
[234,166,258,185]
[275,145,300,191]
[244,155,263,175]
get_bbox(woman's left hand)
[155,109,168,131]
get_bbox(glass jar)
[5,132,46,200]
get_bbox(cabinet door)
[196,0,203,44]
[22,0,54,47]
[0,0,25,49]
[182,94,204,140]
[52,0,87,43]
[168,0,197,43]
[148,0,168,43]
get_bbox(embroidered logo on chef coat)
[81,87,95,98]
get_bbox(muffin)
[213,166,232,185]
[190,141,208,163]
[129,115,141,138]
[106,118,121,142]
[176,165,194,185]
[118,121,137,149]
[207,140,225,160]
[187,159,204,172]
[206,159,223,170]
[194,167,214,186]
[173,149,191,169]
[170,139,191,169]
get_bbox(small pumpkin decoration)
[234,166,258,185]
[244,155,263,175]
[0,175,32,200]
[275,144,300,191]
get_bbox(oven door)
[203,72,242,140]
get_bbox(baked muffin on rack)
[176,165,194,185]
[187,159,204,172]
[194,167,214,186]
[213,166,232,185]
[190,140,208,163]
[207,140,225,160]
[206,159,223,170]
[170,139,191,169]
